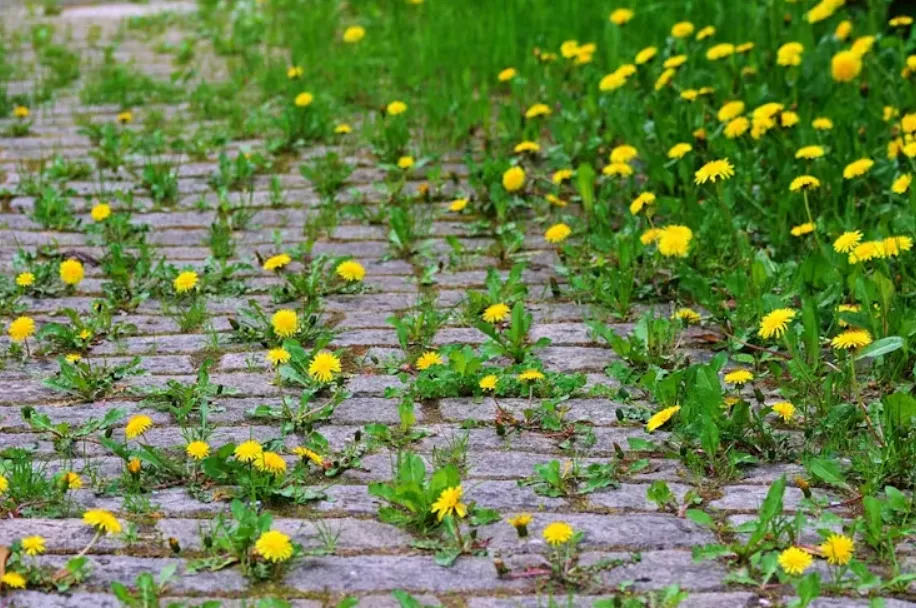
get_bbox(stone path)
[0,3,911,608]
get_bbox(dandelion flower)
[255,530,294,562]
[0,474,7,494]
[831,329,872,350]
[779,547,812,575]
[524,103,551,119]
[833,231,862,253]
[630,192,656,215]
[91,203,112,222]
[694,159,735,184]
[254,451,287,475]
[820,534,854,565]
[13,106,29,119]
[519,369,545,382]
[334,123,352,134]
[293,446,324,466]
[125,415,152,440]
[657,225,693,257]
[7,316,35,342]
[552,168,574,184]
[235,440,263,463]
[543,521,574,545]
[602,163,634,177]
[397,156,414,170]
[646,405,680,432]
[267,348,291,366]
[545,223,572,244]
[59,258,84,286]
[416,351,444,370]
[773,402,795,420]
[342,25,365,43]
[893,174,912,194]
[479,375,498,391]
[22,536,46,556]
[791,222,816,237]
[609,8,634,24]
[507,513,532,537]
[482,303,510,323]
[272,309,299,338]
[83,509,121,535]
[498,67,517,82]
[635,46,657,64]
[62,471,82,490]
[777,42,804,66]
[843,158,874,180]
[610,145,637,164]
[641,228,663,245]
[186,441,210,460]
[1,572,26,589]
[173,271,198,293]
[263,254,292,271]
[835,20,853,40]
[502,166,526,192]
[758,308,796,339]
[673,308,701,324]
[308,351,342,382]
[831,50,862,82]
[796,145,825,160]
[295,92,314,107]
[15,272,35,287]
[724,369,754,385]
[717,101,745,122]
[725,117,750,138]
[387,101,408,116]
[812,117,833,130]
[514,141,539,153]
[668,143,692,159]
[431,485,467,521]
[706,43,735,61]
[789,176,821,191]
[671,21,695,38]
[336,260,366,282]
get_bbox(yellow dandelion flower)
[267,348,291,366]
[543,521,574,545]
[724,369,754,385]
[773,401,796,421]
[21,535,46,556]
[416,351,444,370]
[552,168,574,184]
[831,50,862,82]
[13,106,29,119]
[635,46,657,64]
[831,329,872,350]
[397,156,414,169]
[725,116,750,138]
[668,143,692,159]
[91,203,112,222]
[796,145,825,160]
[263,254,292,271]
[609,8,634,25]
[602,162,634,177]
[254,451,287,475]
[8,316,35,342]
[791,222,816,237]
[812,117,833,130]
[482,303,511,323]
[789,176,821,191]
[62,471,82,490]
[673,308,701,324]
[498,67,517,82]
[235,440,263,463]
[519,369,545,382]
[835,20,853,40]
[309,351,342,383]
[843,158,874,180]
[295,92,314,107]
[820,534,854,565]
[336,260,366,282]
[833,231,862,253]
[629,192,656,215]
[431,485,467,521]
[694,159,735,184]
[671,21,695,38]
[779,547,812,575]
[545,223,572,244]
[387,100,408,116]
[717,101,745,122]
[524,103,551,119]
[610,145,638,164]
[292,446,324,466]
[1,572,26,589]
[641,228,663,245]
[657,225,693,258]
[706,43,735,61]
[173,271,199,293]
[83,509,122,535]
[125,415,153,440]
[15,272,35,287]
[758,308,797,339]
[186,441,210,460]
[334,123,352,134]
[893,174,912,194]
[646,405,680,432]
[59,258,84,286]
[502,166,526,192]
[255,530,294,562]
[514,141,539,153]
[343,25,365,43]
[272,309,299,338]
[479,375,498,391]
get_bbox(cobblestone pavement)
[0,3,913,608]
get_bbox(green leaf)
[806,457,850,490]
[575,162,596,217]
[686,509,715,528]
[856,336,904,360]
